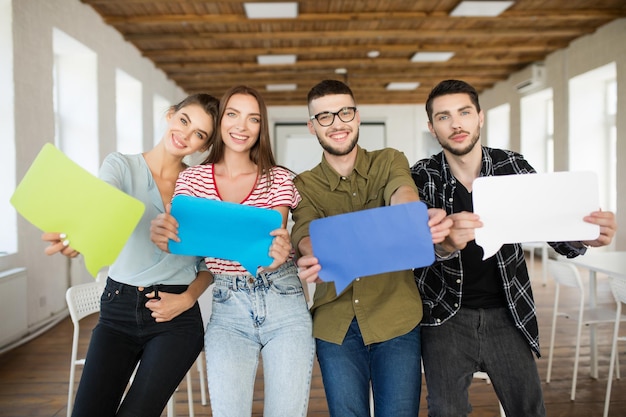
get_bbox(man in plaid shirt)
[411,79,617,417]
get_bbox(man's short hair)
[307,79,356,105]
[425,80,481,123]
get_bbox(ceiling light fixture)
[257,54,297,65]
[386,82,420,91]
[244,2,298,19]
[410,52,455,62]
[335,68,348,74]
[367,50,380,58]
[266,83,297,91]
[450,1,514,17]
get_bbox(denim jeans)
[316,318,422,417]
[205,261,315,417]
[71,278,204,417]
[421,307,546,417]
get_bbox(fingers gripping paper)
[168,195,283,275]
[10,144,145,277]
[309,201,435,295]
[472,171,600,260]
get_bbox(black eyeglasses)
[310,107,357,127]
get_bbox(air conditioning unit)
[514,64,546,94]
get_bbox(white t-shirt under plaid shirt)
[174,163,300,276]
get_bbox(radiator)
[0,268,27,348]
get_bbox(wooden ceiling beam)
[142,42,563,60]
[123,27,586,43]
[157,56,541,73]
[171,67,515,81]
[101,10,626,25]
[176,77,507,94]
[83,0,301,3]
[179,74,501,86]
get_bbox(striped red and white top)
[174,163,300,275]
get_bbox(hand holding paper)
[309,201,435,295]
[10,144,145,277]
[472,171,600,259]
[168,195,283,275]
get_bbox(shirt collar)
[439,146,494,182]
[319,145,369,191]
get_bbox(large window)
[569,63,617,213]
[53,28,98,174]
[521,88,554,173]
[116,69,143,154]
[0,0,16,256]
[486,104,510,150]
[606,78,617,213]
[153,94,171,147]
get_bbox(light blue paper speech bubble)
[168,195,282,275]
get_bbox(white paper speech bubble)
[472,171,600,260]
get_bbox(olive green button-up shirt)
[291,146,423,346]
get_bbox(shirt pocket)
[363,184,385,208]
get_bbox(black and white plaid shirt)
[411,146,585,357]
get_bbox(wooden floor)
[1,255,625,417]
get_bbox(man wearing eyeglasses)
[291,79,451,417]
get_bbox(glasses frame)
[310,106,357,127]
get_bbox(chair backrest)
[547,259,583,290]
[609,275,626,305]
[95,267,109,283]
[66,281,105,324]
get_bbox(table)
[566,251,626,378]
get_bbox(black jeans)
[421,307,545,417]
[71,278,204,417]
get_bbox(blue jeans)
[71,278,204,417]
[205,261,315,417]
[316,318,422,417]
[421,307,545,417]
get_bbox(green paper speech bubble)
[10,144,145,277]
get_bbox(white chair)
[194,351,207,407]
[66,281,106,417]
[522,242,549,285]
[418,363,504,416]
[604,276,626,417]
[66,281,201,417]
[545,259,625,401]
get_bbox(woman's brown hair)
[201,86,277,189]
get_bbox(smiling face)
[164,103,214,157]
[307,93,360,157]
[428,93,484,157]
[220,93,262,155]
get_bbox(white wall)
[6,0,185,344]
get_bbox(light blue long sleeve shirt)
[99,152,207,287]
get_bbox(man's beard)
[317,131,359,156]
[437,127,480,156]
